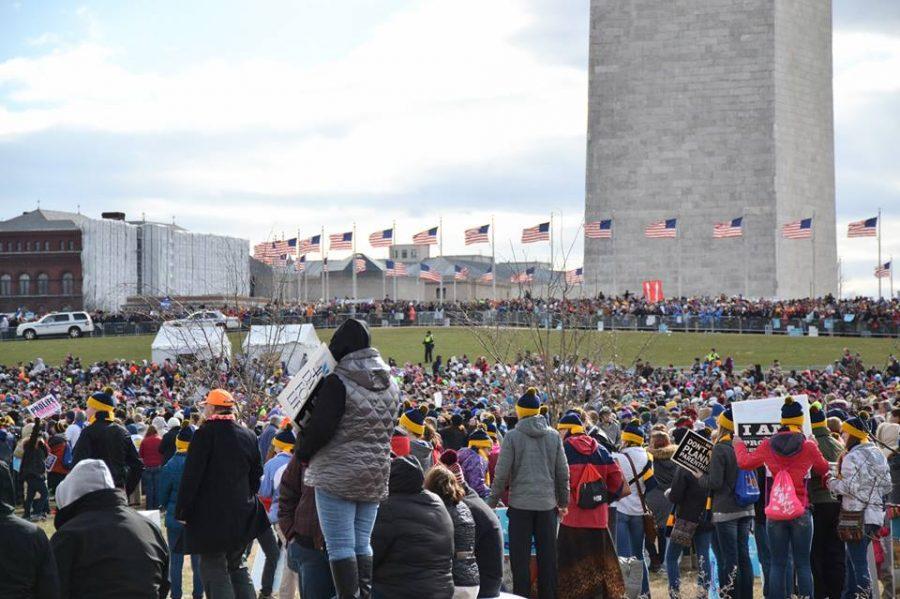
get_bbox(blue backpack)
[734,469,760,506]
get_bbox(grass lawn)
[0,326,896,369]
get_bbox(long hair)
[424,465,465,505]
[28,418,42,449]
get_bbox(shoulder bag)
[624,451,658,546]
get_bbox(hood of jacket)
[566,433,598,456]
[328,318,371,362]
[55,458,115,510]
[0,461,14,515]
[516,414,550,438]
[649,445,678,461]
[336,347,391,391]
[389,456,425,495]
[770,431,804,457]
[55,487,127,530]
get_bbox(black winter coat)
[372,457,454,599]
[72,416,143,494]
[462,487,503,598]
[668,466,713,531]
[439,426,469,452]
[175,417,268,554]
[20,438,49,479]
[51,489,168,598]
[0,462,60,598]
[159,427,178,463]
[445,499,479,588]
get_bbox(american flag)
[354,258,366,274]
[522,222,550,243]
[847,217,877,238]
[286,238,298,253]
[385,259,407,277]
[369,228,393,247]
[585,220,612,239]
[413,227,438,245]
[298,235,321,254]
[713,217,743,239]
[272,254,289,267]
[782,218,812,239]
[419,263,442,282]
[479,267,494,282]
[645,219,677,238]
[510,266,535,283]
[252,242,270,261]
[454,265,469,281]
[875,261,892,278]
[465,225,490,245]
[257,239,290,257]
[330,231,353,250]
[565,267,584,285]
[295,255,306,272]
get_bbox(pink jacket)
[734,431,830,509]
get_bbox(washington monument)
[584,0,838,298]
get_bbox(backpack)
[764,469,804,521]
[734,469,760,506]
[575,462,610,509]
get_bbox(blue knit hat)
[516,388,541,419]
[273,428,296,452]
[781,397,804,430]
[557,412,584,435]
[622,419,644,446]
[400,406,427,436]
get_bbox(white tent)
[241,324,321,374]
[151,324,232,364]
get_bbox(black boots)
[329,557,359,598]
[357,555,373,599]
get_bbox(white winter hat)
[55,459,115,509]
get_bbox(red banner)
[642,280,664,303]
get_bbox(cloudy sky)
[0,0,897,297]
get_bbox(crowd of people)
[0,317,899,597]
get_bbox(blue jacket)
[259,452,292,523]
[159,452,187,531]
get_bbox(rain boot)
[329,557,359,599]
[357,554,373,599]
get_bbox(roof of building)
[0,209,85,232]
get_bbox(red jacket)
[561,434,625,529]
[139,434,164,468]
[734,431,829,509]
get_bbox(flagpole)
[296,228,301,304]
[611,212,617,296]
[392,220,397,301]
[890,255,894,299]
[549,212,554,299]
[322,226,327,302]
[351,223,357,307]
[743,212,749,298]
[811,210,816,298]
[677,216,682,299]
[438,215,444,305]
[453,270,457,302]
[877,207,882,299]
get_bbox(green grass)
[0,326,896,369]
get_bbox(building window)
[68,240,74,251]
[44,240,51,251]
[60,240,65,251]
[401,250,408,259]
[0,241,4,252]
[62,272,74,295]
[0,275,10,296]
[36,273,49,295]
[25,241,31,251]
[15,241,21,252]
[19,273,30,295]
[411,250,418,259]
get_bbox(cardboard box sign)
[276,343,336,426]
[672,429,713,478]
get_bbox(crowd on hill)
[0,319,899,598]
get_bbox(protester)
[458,428,492,499]
[807,402,846,598]
[140,424,164,510]
[439,413,469,451]
[827,413,893,599]
[52,459,169,598]
[20,418,51,521]
[394,405,435,469]
[257,415,280,463]
[487,387,570,599]
[72,389,144,495]
[46,420,70,494]
[0,461,60,598]
[556,411,628,599]
[298,318,400,598]
[257,427,296,599]
[706,406,754,599]
[425,465,480,599]
[734,397,831,599]
[175,388,268,598]
[371,456,454,599]
[646,428,677,571]
[460,477,504,599]
[159,416,181,464]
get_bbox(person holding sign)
[734,397,831,599]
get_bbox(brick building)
[0,210,83,313]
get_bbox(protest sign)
[672,429,713,478]
[275,343,336,424]
[433,391,443,408]
[26,395,62,419]
[731,395,812,450]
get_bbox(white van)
[16,311,95,340]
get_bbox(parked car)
[170,310,240,330]
[16,311,95,340]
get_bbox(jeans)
[142,466,161,510]
[287,540,335,599]
[616,512,649,596]
[811,503,845,599]
[199,548,256,599]
[167,525,203,598]
[256,524,280,595]
[314,487,379,561]
[842,525,878,599]
[714,516,753,599]
[507,507,558,599]
[665,528,714,594]
[23,474,49,518]
[767,510,813,599]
